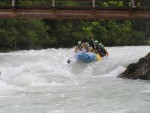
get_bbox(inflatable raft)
[75,52,101,62]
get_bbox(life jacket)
[96,53,101,61]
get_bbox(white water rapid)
[0,46,150,113]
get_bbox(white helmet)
[78,41,81,45]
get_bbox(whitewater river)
[0,46,150,113]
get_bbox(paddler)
[74,41,82,53]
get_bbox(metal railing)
[0,0,149,9]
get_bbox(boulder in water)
[118,52,150,80]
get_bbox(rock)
[118,52,150,80]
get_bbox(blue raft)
[76,52,98,62]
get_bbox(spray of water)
[0,46,150,113]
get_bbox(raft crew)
[94,40,108,57]
[74,41,82,53]
[75,40,108,57]
[99,43,108,57]
[74,41,89,53]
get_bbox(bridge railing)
[139,0,150,9]
[55,0,91,9]
[95,0,130,9]
[0,0,149,10]
[0,0,12,7]
[17,0,52,7]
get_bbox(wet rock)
[118,52,150,80]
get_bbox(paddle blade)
[67,59,71,64]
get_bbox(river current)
[0,46,150,113]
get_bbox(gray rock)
[118,52,150,80]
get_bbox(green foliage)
[18,0,51,6]
[0,0,11,6]
[78,19,149,46]
[56,1,78,7]
[82,27,93,38]
[101,1,124,7]
[0,0,150,50]
[0,18,149,51]
[0,19,51,51]
[0,0,150,52]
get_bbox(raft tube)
[76,52,101,62]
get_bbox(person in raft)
[74,41,89,53]
[90,40,108,57]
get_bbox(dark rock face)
[119,52,150,80]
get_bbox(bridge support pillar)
[91,0,95,8]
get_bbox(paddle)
[67,57,73,64]
[67,43,82,64]
[91,36,96,49]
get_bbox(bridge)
[0,0,150,19]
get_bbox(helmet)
[99,43,104,47]
[85,42,89,47]
[78,41,81,45]
[99,43,102,45]
[95,40,98,43]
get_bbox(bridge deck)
[0,0,150,19]
[0,8,150,19]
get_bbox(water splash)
[0,46,150,113]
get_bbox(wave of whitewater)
[0,46,150,113]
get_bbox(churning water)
[0,46,150,113]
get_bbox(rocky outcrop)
[119,52,150,80]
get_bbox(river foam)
[0,46,150,113]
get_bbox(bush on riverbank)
[0,19,150,52]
